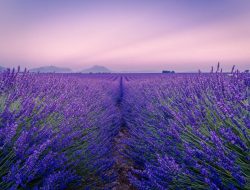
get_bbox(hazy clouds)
[0,0,250,72]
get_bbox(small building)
[162,70,175,74]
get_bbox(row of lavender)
[0,69,121,189]
[123,71,250,189]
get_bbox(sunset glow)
[0,0,249,72]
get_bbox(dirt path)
[112,77,134,190]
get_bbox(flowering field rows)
[0,68,249,189]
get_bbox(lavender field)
[0,68,249,190]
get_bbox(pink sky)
[0,0,249,72]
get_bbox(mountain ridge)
[30,66,72,73]
[81,65,112,73]
[0,66,6,72]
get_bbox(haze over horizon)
[0,0,250,72]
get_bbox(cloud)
[83,16,250,69]
[0,0,249,71]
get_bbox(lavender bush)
[0,69,120,189]
[0,66,249,189]
[123,69,250,189]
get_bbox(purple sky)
[0,0,250,72]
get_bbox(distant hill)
[0,66,6,72]
[30,66,72,73]
[81,65,111,73]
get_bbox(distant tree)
[162,70,175,74]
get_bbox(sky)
[0,0,250,72]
